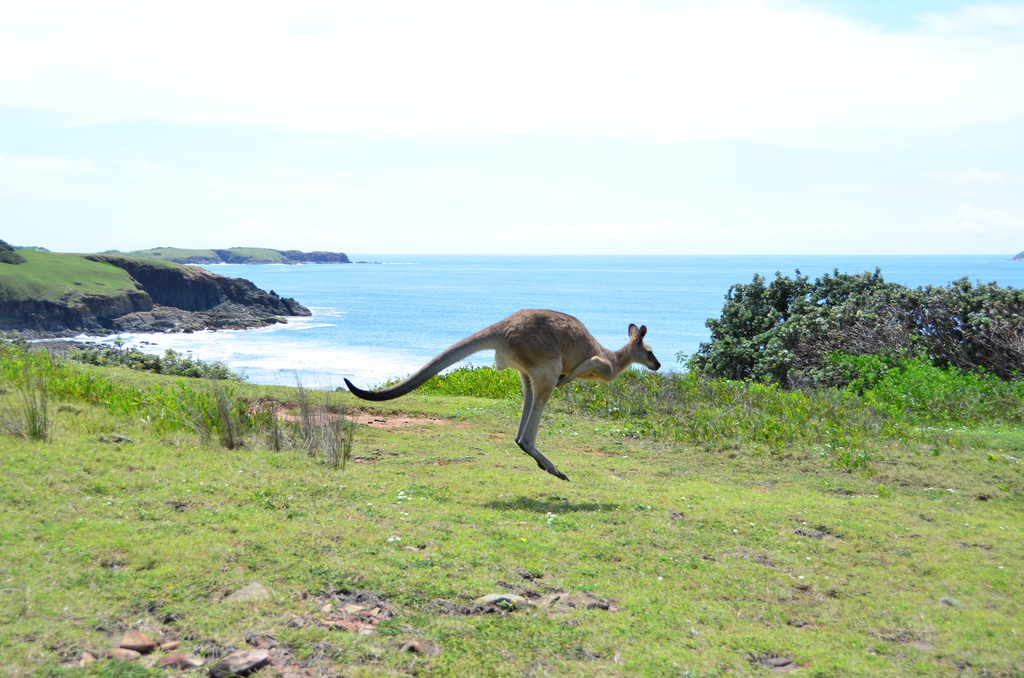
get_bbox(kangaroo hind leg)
[514,370,568,481]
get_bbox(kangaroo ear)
[636,325,647,341]
[628,323,639,338]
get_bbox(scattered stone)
[399,638,441,657]
[515,567,541,581]
[285,613,315,628]
[120,629,157,653]
[474,593,533,607]
[208,649,270,678]
[225,581,272,602]
[244,632,278,649]
[316,590,396,634]
[541,591,618,613]
[160,640,182,652]
[426,598,504,616]
[940,597,963,607]
[158,653,187,668]
[106,648,142,662]
[77,652,98,667]
[430,590,617,616]
[99,434,136,444]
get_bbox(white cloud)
[949,203,1024,236]
[936,168,1024,184]
[1,1,1023,140]
[922,3,1024,31]
[0,150,97,174]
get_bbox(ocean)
[78,255,1024,389]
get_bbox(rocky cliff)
[3,255,311,337]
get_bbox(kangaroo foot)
[516,440,570,482]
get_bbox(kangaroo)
[344,309,661,481]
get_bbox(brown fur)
[345,309,660,481]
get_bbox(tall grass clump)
[0,336,55,440]
[0,334,362,465]
[294,382,355,468]
[0,366,50,440]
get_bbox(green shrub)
[688,269,1024,386]
[72,344,241,380]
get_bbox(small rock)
[160,640,182,652]
[225,581,272,602]
[106,648,142,662]
[342,604,365,614]
[120,629,157,653]
[158,653,188,668]
[399,638,441,656]
[244,632,277,649]
[761,656,799,672]
[940,597,963,607]
[77,652,98,667]
[208,649,270,678]
[474,593,532,607]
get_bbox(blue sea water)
[84,255,1024,389]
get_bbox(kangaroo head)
[627,324,661,371]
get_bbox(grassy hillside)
[0,249,144,303]
[0,344,1022,676]
[120,247,287,264]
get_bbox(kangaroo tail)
[344,331,499,402]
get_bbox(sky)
[1,0,1023,256]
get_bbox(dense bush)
[688,269,1024,386]
[0,239,26,265]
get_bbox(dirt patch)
[955,541,994,551]
[794,523,842,540]
[277,408,452,429]
[749,654,800,673]
[352,413,452,428]
[427,591,618,616]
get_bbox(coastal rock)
[3,254,310,337]
[86,255,310,317]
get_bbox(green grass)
[0,250,141,304]
[1,350,1022,676]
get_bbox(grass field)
[120,248,287,264]
[0,350,1022,677]
[0,250,142,304]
